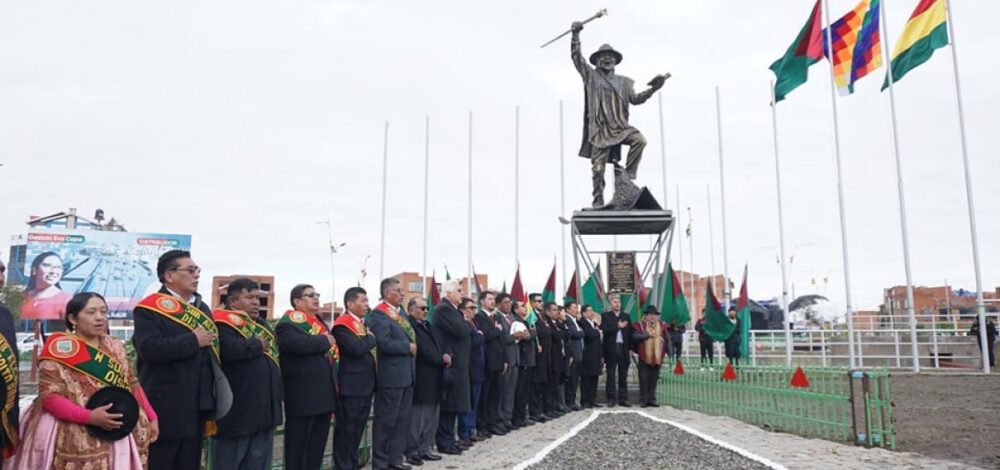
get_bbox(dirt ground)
[891,373,1000,469]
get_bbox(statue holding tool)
[545,10,671,210]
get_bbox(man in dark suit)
[600,293,632,406]
[531,295,554,420]
[368,278,417,470]
[473,291,506,437]
[212,278,283,470]
[493,293,521,431]
[333,287,378,470]
[133,250,232,470]
[578,305,603,408]
[459,298,485,446]
[563,301,585,411]
[405,297,447,465]
[511,300,536,428]
[276,283,336,470]
[433,281,472,454]
[0,298,18,466]
[547,303,568,415]
[724,307,742,367]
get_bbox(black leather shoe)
[459,438,474,448]
[489,425,508,435]
[421,453,443,461]
[570,404,582,411]
[648,403,660,408]
[438,446,462,455]
[389,463,413,470]
[618,401,631,407]
[405,455,424,466]
[472,432,488,441]
[606,402,617,408]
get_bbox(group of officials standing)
[1,249,676,470]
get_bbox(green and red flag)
[511,266,537,325]
[564,269,579,303]
[883,0,948,88]
[580,263,603,312]
[660,263,690,326]
[541,263,557,303]
[702,280,734,342]
[770,0,825,102]
[735,264,752,359]
[426,272,440,322]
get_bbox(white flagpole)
[658,94,668,208]
[878,0,920,372]
[559,100,568,297]
[770,81,792,367]
[468,111,474,286]
[515,105,521,266]
[715,86,731,309]
[378,121,389,281]
[943,0,989,373]
[687,206,695,301]
[706,183,718,296]
[821,0,857,368]
[676,185,684,295]
[422,116,431,296]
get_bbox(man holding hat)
[631,305,668,408]
[570,20,669,208]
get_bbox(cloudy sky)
[1,0,998,315]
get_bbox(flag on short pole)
[426,271,440,323]
[791,367,811,388]
[883,0,949,88]
[542,264,557,303]
[564,269,579,303]
[769,0,825,102]
[702,281,734,342]
[581,263,604,311]
[660,263,691,326]
[735,264,752,359]
[722,362,737,381]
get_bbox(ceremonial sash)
[0,333,18,458]
[213,310,279,367]
[39,333,131,389]
[278,310,338,361]
[137,293,220,361]
[375,302,415,343]
[333,313,376,363]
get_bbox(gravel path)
[527,413,771,470]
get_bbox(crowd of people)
[0,249,736,470]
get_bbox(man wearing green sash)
[133,250,233,470]
[211,278,283,470]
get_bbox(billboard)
[20,228,192,320]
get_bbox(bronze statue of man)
[571,21,669,208]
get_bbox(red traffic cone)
[673,359,684,375]
[721,362,737,381]
[790,366,810,388]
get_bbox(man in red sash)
[211,278,283,470]
[132,250,233,470]
[368,278,417,470]
[631,305,668,408]
[276,284,337,470]
[332,287,377,470]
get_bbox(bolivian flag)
[884,0,949,88]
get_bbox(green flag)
[769,0,825,102]
[580,263,603,311]
[735,265,751,359]
[660,263,690,326]
[621,293,642,322]
[702,281,734,342]
[541,264,556,303]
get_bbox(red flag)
[542,265,556,302]
[722,362,737,381]
[634,266,648,306]
[564,269,579,302]
[429,273,441,306]
[472,265,484,295]
[510,267,526,303]
[673,359,685,375]
[735,264,749,312]
[791,367,811,388]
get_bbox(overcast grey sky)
[1,0,997,315]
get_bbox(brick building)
[883,285,1000,325]
[210,275,276,319]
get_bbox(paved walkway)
[413,406,976,469]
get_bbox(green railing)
[655,362,894,449]
[203,415,373,469]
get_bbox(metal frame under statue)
[569,20,670,211]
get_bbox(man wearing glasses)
[276,284,337,470]
[133,250,232,470]
[368,278,417,470]
[405,296,447,465]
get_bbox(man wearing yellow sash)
[631,305,667,408]
[368,278,416,470]
[132,250,233,470]
[211,278,283,470]
[276,284,337,470]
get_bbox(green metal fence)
[203,415,373,469]
[655,362,894,449]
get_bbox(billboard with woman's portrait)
[21,229,192,319]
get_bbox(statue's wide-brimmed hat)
[589,43,623,65]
